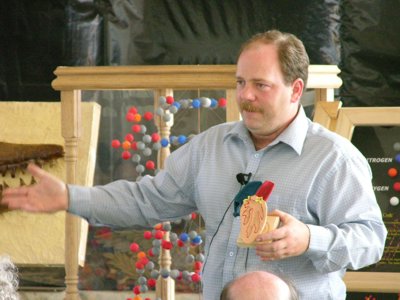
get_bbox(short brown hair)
[238,30,309,87]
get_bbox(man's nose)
[239,84,256,101]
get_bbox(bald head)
[220,271,297,300]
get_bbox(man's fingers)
[2,185,30,198]
[1,187,29,209]
[27,163,46,179]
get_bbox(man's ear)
[290,78,304,103]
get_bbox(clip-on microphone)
[236,172,252,185]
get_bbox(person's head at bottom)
[220,271,298,300]
[0,255,19,300]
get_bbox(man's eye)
[257,83,269,89]
[236,80,244,86]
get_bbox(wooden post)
[61,90,82,300]
[154,89,175,300]
[225,89,239,122]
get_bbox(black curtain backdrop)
[339,0,400,106]
[0,1,66,100]
[100,0,340,65]
[2,0,399,106]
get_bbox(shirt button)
[254,153,260,158]
[229,252,234,257]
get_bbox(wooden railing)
[52,64,342,300]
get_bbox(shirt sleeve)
[67,140,200,229]
[305,153,387,272]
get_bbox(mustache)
[240,102,264,113]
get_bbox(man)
[1,30,387,299]
[220,271,298,300]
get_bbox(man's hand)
[1,163,68,213]
[255,209,310,261]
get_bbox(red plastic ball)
[139,257,149,266]
[191,273,201,283]
[177,240,185,248]
[151,133,161,143]
[143,111,153,121]
[125,133,134,142]
[133,285,141,295]
[154,230,164,240]
[176,271,183,280]
[193,261,202,271]
[143,231,152,239]
[111,139,121,148]
[147,278,157,288]
[145,160,155,170]
[129,242,140,253]
[166,95,174,104]
[394,182,400,192]
[135,261,144,269]
[131,141,138,151]
[132,124,141,133]
[147,248,154,257]
[161,240,173,250]
[218,97,227,107]
[126,113,135,122]
[128,107,138,115]
[122,151,131,160]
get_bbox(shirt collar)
[224,106,309,155]
[276,106,308,155]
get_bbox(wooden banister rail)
[53,64,341,91]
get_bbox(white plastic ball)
[200,97,212,107]
[390,196,399,206]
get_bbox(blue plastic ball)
[172,101,181,109]
[177,135,187,144]
[179,233,189,242]
[192,99,201,109]
[160,138,169,147]
[192,236,202,245]
[210,98,218,108]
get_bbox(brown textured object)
[0,141,64,177]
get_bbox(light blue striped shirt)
[69,107,387,299]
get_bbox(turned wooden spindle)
[61,90,82,300]
[154,89,175,300]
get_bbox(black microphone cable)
[201,196,235,278]
[201,172,252,284]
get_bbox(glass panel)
[80,89,226,292]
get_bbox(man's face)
[236,43,302,142]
